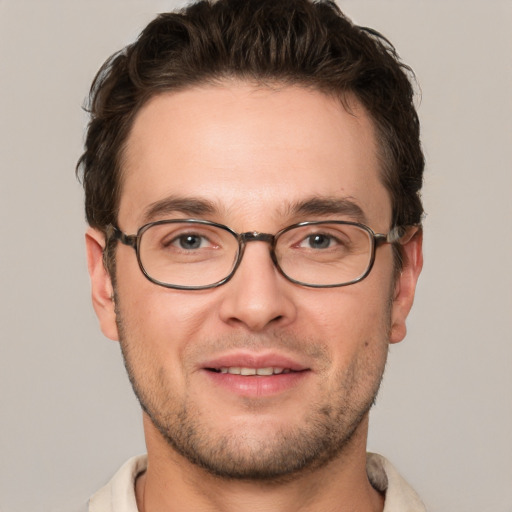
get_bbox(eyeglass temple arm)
[379,225,420,245]
[106,224,138,249]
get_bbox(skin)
[86,82,422,512]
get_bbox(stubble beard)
[115,303,390,482]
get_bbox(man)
[78,0,425,510]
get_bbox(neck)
[136,415,384,512]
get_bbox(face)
[87,82,422,480]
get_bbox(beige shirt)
[88,453,426,511]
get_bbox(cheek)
[113,255,199,364]
[115,247,216,333]
[299,279,392,334]
[117,285,216,350]
[297,275,393,364]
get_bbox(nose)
[218,241,297,332]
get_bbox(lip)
[199,351,311,397]
[200,351,309,372]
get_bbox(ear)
[389,228,423,344]
[85,228,119,341]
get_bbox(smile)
[208,367,295,375]
[201,356,310,396]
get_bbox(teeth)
[219,367,290,376]
[256,367,273,376]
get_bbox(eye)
[171,233,210,250]
[300,233,338,249]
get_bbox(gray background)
[1,1,511,511]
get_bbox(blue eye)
[174,234,207,250]
[302,234,335,249]
[310,234,331,249]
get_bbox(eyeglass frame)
[106,219,408,290]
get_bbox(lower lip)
[202,370,309,397]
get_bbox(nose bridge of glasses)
[239,231,275,245]
[234,232,280,280]
[236,231,278,270]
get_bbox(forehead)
[119,82,391,230]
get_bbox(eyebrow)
[141,196,218,224]
[140,194,367,225]
[285,196,367,224]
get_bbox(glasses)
[107,219,407,290]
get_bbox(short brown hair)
[77,0,424,271]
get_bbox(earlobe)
[389,228,423,344]
[85,228,119,341]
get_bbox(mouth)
[200,354,310,397]
[206,367,298,376]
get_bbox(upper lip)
[200,351,310,372]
